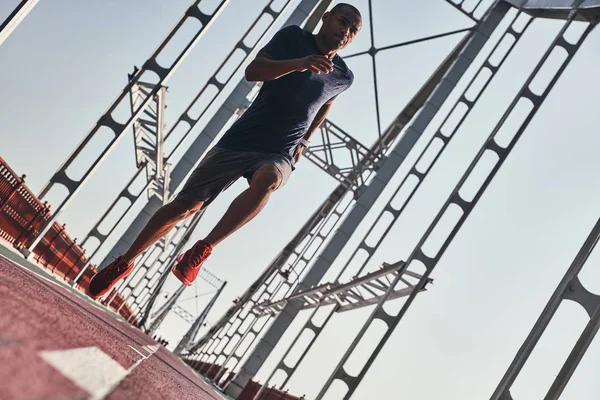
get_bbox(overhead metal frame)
[445,0,489,21]
[146,283,187,335]
[504,0,600,21]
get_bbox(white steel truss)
[252,260,432,317]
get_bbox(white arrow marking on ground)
[38,346,129,400]
[38,345,159,400]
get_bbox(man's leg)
[203,163,283,246]
[122,199,204,263]
[88,199,204,299]
[171,152,292,287]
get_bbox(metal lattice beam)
[128,78,171,203]
[252,261,432,317]
[303,119,382,192]
[172,304,196,325]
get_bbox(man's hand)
[245,53,334,82]
[294,55,334,75]
[294,144,307,164]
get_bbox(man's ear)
[321,11,331,24]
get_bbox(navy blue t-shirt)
[216,25,354,162]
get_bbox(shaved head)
[330,3,362,19]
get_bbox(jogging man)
[88,3,362,300]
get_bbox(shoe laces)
[189,243,211,268]
[104,258,131,281]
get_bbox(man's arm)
[294,100,333,163]
[245,52,333,82]
[304,100,333,142]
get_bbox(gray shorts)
[175,146,293,207]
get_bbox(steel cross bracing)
[253,261,432,317]
[299,0,484,192]
[252,6,531,395]
[146,284,187,335]
[303,120,382,192]
[149,277,225,331]
[22,0,232,257]
[71,0,295,281]
[312,11,595,400]
[0,0,40,46]
[134,244,225,329]
[176,280,227,355]
[330,0,485,141]
[172,304,196,325]
[190,2,494,395]
[491,216,600,400]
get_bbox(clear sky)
[2,0,600,399]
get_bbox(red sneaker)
[172,240,213,286]
[88,256,133,300]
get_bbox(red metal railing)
[183,359,305,400]
[0,156,137,323]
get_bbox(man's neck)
[314,33,337,59]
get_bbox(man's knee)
[250,165,282,193]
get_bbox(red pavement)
[0,253,225,400]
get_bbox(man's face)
[321,8,362,52]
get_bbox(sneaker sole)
[172,266,193,287]
[89,270,132,300]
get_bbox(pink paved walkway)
[0,253,225,400]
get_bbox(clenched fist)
[294,55,334,74]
